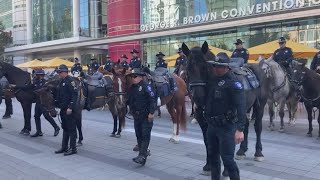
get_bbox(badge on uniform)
[139,86,142,91]
[147,86,152,91]
[241,51,244,53]
[218,80,225,86]
[285,50,288,53]
[62,83,65,86]
[150,92,154,97]
[71,81,76,87]
[234,82,243,89]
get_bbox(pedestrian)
[205,52,245,180]
[129,49,142,70]
[231,39,249,63]
[174,48,187,74]
[126,68,156,166]
[55,64,78,156]
[10,69,60,137]
[273,37,293,71]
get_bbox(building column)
[73,0,80,37]
[27,54,33,61]
[26,0,32,44]
[74,49,81,63]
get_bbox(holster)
[207,110,237,127]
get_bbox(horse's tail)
[180,99,187,130]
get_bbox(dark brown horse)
[142,67,188,143]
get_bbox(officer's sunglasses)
[279,42,285,45]
[131,75,138,79]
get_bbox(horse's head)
[290,60,307,89]
[111,68,127,107]
[35,86,57,117]
[183,41,214,107]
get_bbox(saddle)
[230,58,260,90]
[148,67,177,97]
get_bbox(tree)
[0,21,12,62]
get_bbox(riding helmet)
[207,52,230,66]
[35,69,45,75]
[56,64,69,73]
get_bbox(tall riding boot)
[31,117,43,137]
[132,139,142,161]
[55,131,69,154]
[169,78,175,92]
[211,165,221,180]
[133,141,149,166]
[228,169,240,180]
[64,131,77,156]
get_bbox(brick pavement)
[0,100,319,180]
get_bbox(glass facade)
[80,0,107,38]
[0,0,13,28]
[142,16,320,68]
[32,0,73,43]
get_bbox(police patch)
[234,81,243,89]
[71,81,76,87]
[218,80,225,86]
[62,83,65,86]
[139,86,142,91]
[150,92,154,97]
[147,86,152,91]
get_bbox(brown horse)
[143,67,188,143]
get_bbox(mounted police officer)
[89,58,100,74]
[155,52,167,69]
[104,55,113,72]
[273,37,293,71]
[126,68,156,166]
[129,49,142,70]
[174,48,187,74]
[231,39,249,64]
[205,52,245,180]
[310,51,320,73]
[55,64,78,156]
[11,69,60,137]
[0,77,13,119]
[71,57,82,76]
[120,54,129,70]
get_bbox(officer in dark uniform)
[120,54,129,70]
[310,51,320,72]
[55,64,78,156]
[71,57,82,75]
[104,55,113,72]
[205,53,245,180]
[0,77,13,119]
[126,68,156,166]
[231,39,249,63]
[174,48,187,74]
[12,69,60,137]
[155,52,167,69]
[273,37,294,70]
[90,58,100,73]
[129,49,142,70]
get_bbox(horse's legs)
[21,103,32,135]
[157,106,161,117]
[236,110,249,160]
[254,104,265,162]
[116,114,124,137]
[166,102,177,143]
[268,101,275,131]
[190,96,194,117]
[306,104,313,137]
[76,112,83,144]
[110,115,117,137]
[318,107,320,138]
[287,102,292,124]
[278,101,286,133]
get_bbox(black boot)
[211,165,221,180]
[0,122,2,129]
[55,131,69,154]
[169,78,175,92]
[133,141,149,166]
[228,169,240,180]
[54,127,60,136]
[133,144,139,152]
[64,131,77,156]
[30,132,43,137]
[2,114,11,119]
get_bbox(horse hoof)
[254,156,265,162]
[191,119,198,124]
[222,176,230,180]
[279,128,285,133]
[115,134,121,138]
[200,170,211,176]
[235,154,246,160]
[169,138,179,144]
[307,133,312,137]
[268,127,274,131]
[110,133,116,137]
[77,141,83,147]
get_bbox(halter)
[263,61,287,93]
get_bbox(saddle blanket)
[229,58,259,90]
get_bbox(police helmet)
[278,37,286,43]
[207,52,230,67]
[35,69,45,75]
[126,68,145,77]
[56,64,69,73]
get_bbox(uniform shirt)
[310,51,320,71]
[90,61,100,71]
[205,72,246,132]
[273,47,293,67]
[174,55,187,68]
[129,57,142,69]
[56,76,78,110]
[71,63,82,74]
[16,78,46,91]
[231,48,249,63]
[155,59,167,69]
[104,60,113,71]
[120,60,129,69]
[127,80,156,115]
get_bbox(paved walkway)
[0,100,320,180]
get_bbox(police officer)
[129,49,142,70]
[120,54,129,70]
[55,64,78,156]
[174,48,187,74]
[0,77,13,119]
[12,69,60,137]
[155,52,167,69]
[231,39,249,63]
[310,51,320,72]
[126,68,156,166]
[71,57,82,76]
[205,52,245,180]
[90,58,100,74]
[104,55,113,72]
[273,37,293,70]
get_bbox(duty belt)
[207,112,236,127]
